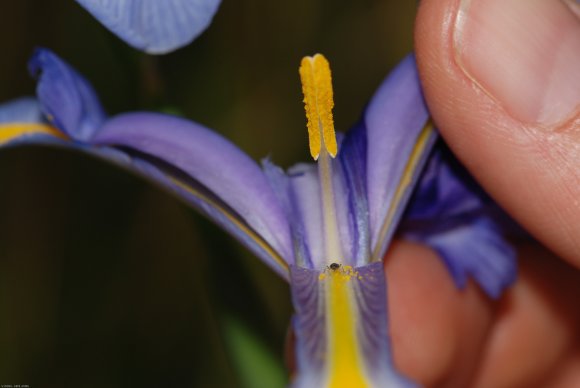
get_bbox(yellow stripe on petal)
[299,54,337,160]
[0,123,67,144]
[291,263,407,387]
[323,266,370,388]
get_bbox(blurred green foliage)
[0,0,417,386]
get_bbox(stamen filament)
[299,53,343,264]
[318,146,342,263]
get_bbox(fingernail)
[454,0,580,125]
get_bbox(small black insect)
[329,263,341,271]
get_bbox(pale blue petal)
[287,163,323,267]
[76,0,221,54]
[0,97,43,124]
[0,97,70,148]
[262,159,313,268]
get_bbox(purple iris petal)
[290,263,417,387]
[401,148,517,298]
[92,112,293,264]
[362,54,436,258]
[101,150,291,279]
[0,99,290,278]
[403,147,487,219]
[76,0,221,54]
[0,97,43,124]
[24,49,292,273]
[29,48,106,143]
[290,266,326,386]
[419,218,516,299]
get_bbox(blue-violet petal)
[402,148,517,298]
[29,48,106,142]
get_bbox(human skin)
[385,0,580,386]
[386,240,580,387]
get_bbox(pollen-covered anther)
[299,53,337,160]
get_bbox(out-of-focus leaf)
[222,315,287,388]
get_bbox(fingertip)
[470,243,580,388]
[385,240,494,386]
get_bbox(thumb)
[415,0,580,264]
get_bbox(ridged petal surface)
[290,263,416,387]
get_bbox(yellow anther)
[299,54,337,160]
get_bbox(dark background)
[0,1,417,386]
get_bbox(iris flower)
[0,48,516,387]
[75,0,222,54]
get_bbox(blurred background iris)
[0,1,417,386]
